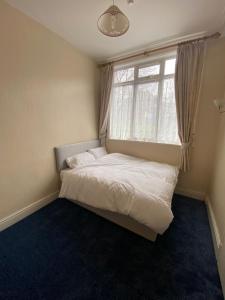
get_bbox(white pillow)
[66,152,96,169]
[88,147,107,159]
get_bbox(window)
[109,56,180,145]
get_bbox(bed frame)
[55,140,157,242]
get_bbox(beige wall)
[107,140,180,166]
[0,1,99,219]
[208,114,225,294]
[107,38,225,199]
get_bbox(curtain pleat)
[99,64,113,145]
[175,40,206,172]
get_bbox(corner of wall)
[0,191,59,232]
[175,187,205,201]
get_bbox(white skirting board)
[175,187,205,201]
[0,188,204,232]
[206,197,222,250]
[206,196,225,296]
[0,191,58,232]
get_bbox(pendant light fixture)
[97,0,130,37]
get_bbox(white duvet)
[59,153,179,234]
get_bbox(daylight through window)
[109,56,180,145]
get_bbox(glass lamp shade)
[97,5,129,37]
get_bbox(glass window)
[109,55,179,145]
[110,85,133,140]
[114,67,134,83]
[138,64,160,78]
[164,58,176,75]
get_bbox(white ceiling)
[6,0,225,61]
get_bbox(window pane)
[138,65,160,78]
[164,58,176,75]
[110,85,133,139]
[133,82,159,141]
[157,78,179,144]
[114,68,134,83]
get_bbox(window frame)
[109,55,179,145]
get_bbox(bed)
[55,140,179,241]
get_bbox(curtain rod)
[99,32,221,67]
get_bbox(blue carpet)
[0,195,223,300]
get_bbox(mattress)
[59,153,179,234]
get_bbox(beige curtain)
[175,40,206,172]
[99,64,113,145]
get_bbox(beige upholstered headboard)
[54,140,100,171]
